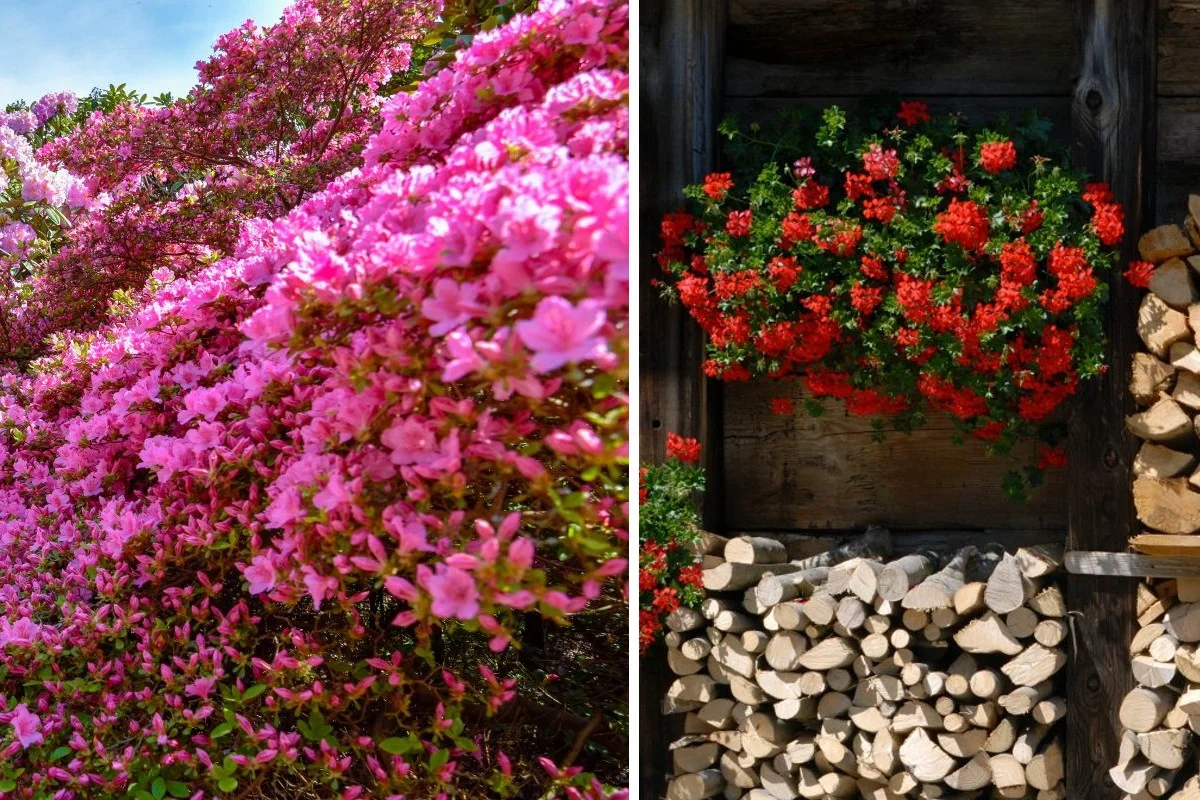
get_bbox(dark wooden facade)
[639,0,1200,796]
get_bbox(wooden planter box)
[638,1,1195,797]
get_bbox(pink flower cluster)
[12,0,440,363]
[0,0,629,797]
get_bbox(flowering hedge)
[638,434,704,653]
[0,0,629,798]
[658,104,1126,494]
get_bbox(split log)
[1001,644,1066,687]
[1176,369,1200,410]
[1132,352,1177,405]
[666,769,724,800]
[1152,258,1198,309]
[903,548,974,610]
[798,637,856,670]
[791,527,893,571]
[1120,687,1176,733]
[1028,585,1066,618]
[984,553,1035,614]
[1135,443,1198,479]
[1136,728,1191,770]
[1165,602,1200,642]
[879,552,938,603]
[705,562,803,592]
[1110,756,1159,795]
[1138,293,1192,358]
[1025,738,1064,791]
[724,536,787,565]
[898,728,956,782]
[944,752,991,791]
[1134,476,1200,535]
[755,567,829,607]
[953,582,987,616]
[1140,225,1194,262]
[1127,396,1193,445]
[1132,654,1178,689]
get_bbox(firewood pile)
[1109,577,1200,798]
[1130,199,1200,535]
[662,528,1068,800]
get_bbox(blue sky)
[0,0,293,106]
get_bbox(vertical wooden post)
[639,0,726,797]
[1068,1,1156,796]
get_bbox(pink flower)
[10,704,41,749]
[186,676,217,701]
[244,555,278,595]
[514,297,609,373]
[441,330,483,382]
[422,564,480,620]
[421,279,485,336]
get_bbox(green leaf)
[379,735,420,755]
[48,746,72,761]
[151,777,166,800]
[166,782,190,798]
[241,683,266,702]
[429,748,450,771]
[217,777,238,793]
[0,780,15,791]
[210,722,234,739]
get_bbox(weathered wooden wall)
[641,1,1164,797]
[720,0,1079,533]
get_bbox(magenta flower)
[422,564,480,620]
[514,297,609,373]
[243,555,278,595]
[10,704,41,749]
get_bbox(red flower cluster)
[979,140,1018,174]
[640,434,706,653]
[666,432,702,464]
[659,104,1130,487]
[1126,260,1155,288]
[934,198,991,252]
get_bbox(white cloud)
[0,0,293,105]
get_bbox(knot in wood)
[1104,446,1119,468]
[1085,89,1103,111]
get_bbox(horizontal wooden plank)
[725,0,1076,97]
[729,529,1066,557]
[1130,533,1200,556]
[1159,0,1200,96]
[725,96,1073,141]
[1066,550,1200,577]
[1157,98,1200,225]
[722,381,1067,532]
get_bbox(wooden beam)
[1130,534,1200,556]
[1067,550,1200,577]
[639,1,726,798]
[1067,1,1156,797]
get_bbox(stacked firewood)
[662,528,1068,800]
[1110,578,1200,798]
[1129,200,1200,535]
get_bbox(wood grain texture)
[732,529,1065,557]
[1158,0,1200,95]
[1068,2,1155,797]
[1066,549,1200,576]
[722,381,1066,531]
[724,0,1077,97]
[639,1,726,797]
[1156,99,1200,224]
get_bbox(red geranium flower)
[897,100,931,126]
[665,432,701,464]
[1125,260,1155,288]
[979,140,1017,174]
[770,397,794,416]
[934,198,990,251]
[725,209,752,237]
[702,172,734,201]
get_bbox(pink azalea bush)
[0,0,629,797]
[9,0,440,363]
